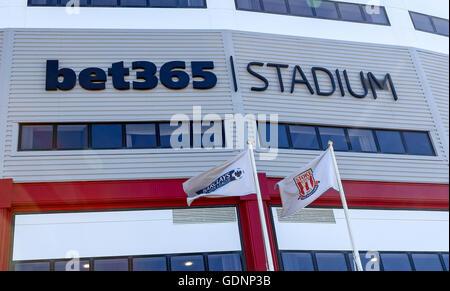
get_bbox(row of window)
[409,11,449,37]
[281,251,449,271]
[235,0,390,25]
[19,122,224,151]
[13,252,243,271]
[28,0,206,8]
[259,123,436,156]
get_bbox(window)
[403,131,434,156]
[338,2,364,22]
[14,262,50,271]
[259,123,290,149]
[314,1,339,20]
[281,252,315,271]
[29,0,207,8]
[315,252,349,271]
[287,0,314,17]
[318,127,348,151]
[235,0,389,25]
[159,122,184,148]
[412,253,444,271]
[91,124,123,149]
[171,255,205,271]
[126,123,157,149]
[55,260,91,271]
[375,130,405,154]
[57,124,88,150]
[410,11,449,37]
[20,125,53,150]
[261,0,288,14]
[442,254,449,271]
[380,253,412,271]
[94,258,129,271]
[192,121,224,148]
[133,257,167,271]
[289,125,319,150]
[208,253,243,271]
[347,129,377,152]
[410,12,435,33]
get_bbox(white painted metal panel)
[272,207,449,252]
[232,31,449,182]
[12,207,242,261]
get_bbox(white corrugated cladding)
[417,50,449,145]
[1,29,449,183]
[232,31,449,183]
[3,29,238,182]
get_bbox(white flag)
[183,150,256,206]
[276,147,340,218]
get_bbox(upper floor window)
[28,0,207,8]
[235,0,390,26]
[410,11,449,37]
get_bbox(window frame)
[28,0,207,8]
[409,11,449,37]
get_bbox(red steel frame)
[0,175,448,271]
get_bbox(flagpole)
[328,141,364,272]
[247,141,275,271]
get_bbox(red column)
[0,179,13,271]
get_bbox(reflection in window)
[171,255,205,271]
[375,130,405,154]
[289,125,319,150]
[318,127,348,151]
[281,252,315,271]
[412,253,443,271]
[288,0,314,17]
[314,1,339,20]
[15,262,50,271]
[133,257,167,271]
[20,125,53,150]
[208,253,243,271]
[347,129,377,152]
[126,123,157,149]
[316,252,349,271]
[94,258,129,271]
[57,124,88,150]
[380,253,412,271]
[91,124,123,149]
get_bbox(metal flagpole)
[247,141,275,271]
[328,141,364,271]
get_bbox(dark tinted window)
[281,252,315,271]
[133,257,167,271]
[61,0,89,5]
[432,17,449,36]
[121,0,148,7]
[29,0,57,5]
[91,0,118,7]
[91,124,123,149]
[150,0,177,7]
[57,124,88,150]
[380,253,412,271]
[54,260,91,271]
[208,253,243,271]
[403,132,434,156]
[316,252,349,271]
[289,125,319,150]
[193,121,223,148]
[375,130,405,154]
[442,254,449,271]
[318,127,348,151]
[262,0,288,14]
[126,123,157,149]
[171,255,205,271]
[15,262,50,271]
[259,123,290,149]
[94,258,129,271]
[338,3,364,22]
[179,0,206,7]
[287,0,314,16]
[410,12,435,33]
[20,125,53,150]
[348,252,379,271]
[412,253,444,271]
[348,129,377,152]
[236,0,263,11]
[159,122,185,148]
[314,1,339,19]
[363,6,389,24]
